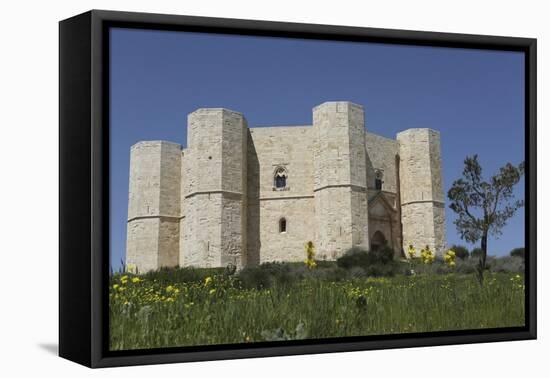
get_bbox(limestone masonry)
[126,101,446,272]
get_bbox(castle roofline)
[396,128,441,137]
[130,140,182,149]
[189,107,244,116]
[250,125,311,130]
[365,131,398,143]
[313,101,364,111]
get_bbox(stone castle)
[126,101,446,272]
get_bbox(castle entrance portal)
[371,230,387,251]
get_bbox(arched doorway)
[371,231,387,251]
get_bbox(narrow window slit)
[279,218,287,233]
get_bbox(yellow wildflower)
[126,263,137,274]
[166,285,174,293]
[204,277,213,286]
[407,244,416,259]
[304,241,317,269]
[113,284,119,290]
[420,246,435,264]
[444,249,456,267]
[131,277,140,283]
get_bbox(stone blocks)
[180,109,247,269]
[313,102,369,258]
[126,103,447,271]
[397,128,446,255]
[126,141,182,272]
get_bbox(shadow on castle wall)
[246,129,261,266]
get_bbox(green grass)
[109,268,525,350]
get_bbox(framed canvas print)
[59,10,537,368]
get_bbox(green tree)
[510,247,525,260]
[447,155,524,285]
[450,244,470,260]
[470,247,483,259]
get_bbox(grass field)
[109,264,525,351]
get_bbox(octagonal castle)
[126,101,446,272]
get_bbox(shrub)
[140,266,224,284]
[489,256,524,273]
[336,246,396,277]
[471,247,483,258]
[349,266,367,278]
[364,261,400,277]
[369,246,395,264]
[510,247,525,260]
[409,257,443,275]
[407,256,477,275]
[237,265,276,289]
[309,265,350,281]
[434,259,453,274]
[450,244,470,260]
[237,262,308,289]
[454,259,477,274]
[336,247,369,269]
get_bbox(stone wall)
[365,132,399,193]
[397,128,446,255]
[247,126,315,264]
[180,109,247,268]
[126,103,446,271]
[126,141,181,272]
[368,192,402,258]
[349,105,369,250]
[313,187,354,259]
[126,218,160,272]
[313,102,369,258]
[178,150,187,266]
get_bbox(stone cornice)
[184,190,243,199]
[401,199,445,206]
[258,195,314,201]
[127,215,182,223]
[313,184,367,193]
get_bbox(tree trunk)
[477,232,488,286]
[481,233,488,268]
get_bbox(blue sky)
[110,28,525,270]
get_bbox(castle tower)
[180,109,248,268]
[397,128,446,256]
[313,102,369,259]
[126,141,182,272]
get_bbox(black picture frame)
[59,9,537,368]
